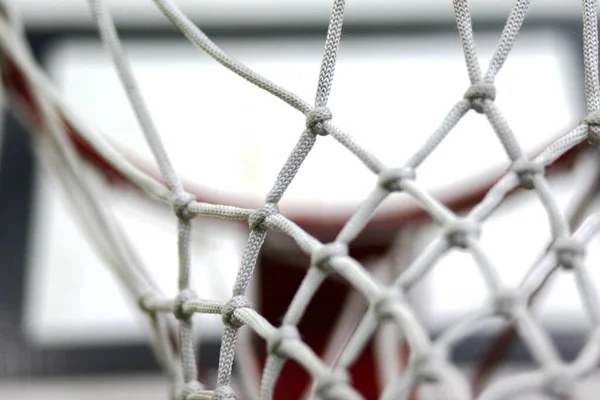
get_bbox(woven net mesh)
[4,0,600,399]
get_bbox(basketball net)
[2,0,600,399]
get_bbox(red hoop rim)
[3,54,586,239]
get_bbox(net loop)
[211,385,237,400]
[444,219,481,249]
[174,289,197,320]
[248,203,278,232]
[315,369,351,400]
[545,369,575,398]
[311,242,348,273]
[173,192,196,220]
[463,82,496,113]
[553,237,586,270]
[221,295,251,328]
[373,289,405,320]
[267,325,300,358]
[584,110,600,144]
[306,106,333,136]
[493,289,524,318]
[510,159,544,190]
[377,167,416,192]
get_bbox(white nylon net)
[3,0,600,399]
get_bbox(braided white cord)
[583,0,600,113]
[3,0,600,399]
[87,0,184,195]
[484,0,532,82]
[0,11,157,300]
[0,9,183,384]
[152,0,311,115]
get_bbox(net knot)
[444,219,480,249]
[545,369,575,399]
[248,203,278,232]
[584,110,600,144]
[174,289,197,320]
[373,289,405,320]
[171,380,203,400]
[221,295,251,328]
[553,237,585,270]
[315,369,351,399]
[311,242,348,273]
[211,385,237,400]
[267,325,300,358]
[378,167,416,191]
[510,159,544,189]
[137,292,156,313]
[464,82,496,113]
[493,290,523,318]
[306,107,333,136]
[173,192,196,220]
[413,352,446,383]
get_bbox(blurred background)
[2,0,600,398]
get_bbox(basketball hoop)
[2,0,600,399]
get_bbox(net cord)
[0,12,183,383]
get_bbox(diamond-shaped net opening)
[3,0,600,399]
